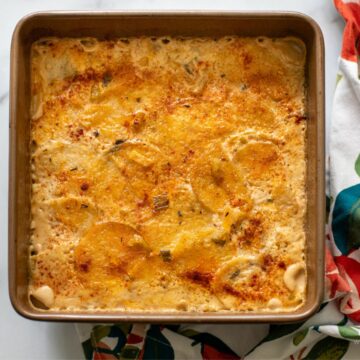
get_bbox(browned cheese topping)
[29,36,306,312]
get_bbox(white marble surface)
[0,1,343,359]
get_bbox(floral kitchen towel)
[76,1,360,358]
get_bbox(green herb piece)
[183,63,193,75]
[212,238,226,247]
[355,153,360,177]
[293,328,308,345]
[153,194,169,211]
[102,72,112,86]
[115,139,126,145]
[230,269,240,280]
[160,250,172,262]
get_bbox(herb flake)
[212,238,226,247]
[230,269,240,280]
[102,72,112,86]
[153,194,169,211]
[160,250,172,262]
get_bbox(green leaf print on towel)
[303,337,349,360]
[338,326,360,340]
[91,325,111,346]
[293,328,309,346]
[355,154,360,177]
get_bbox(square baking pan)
[9,11,325,323]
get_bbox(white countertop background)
[0,1,343,359]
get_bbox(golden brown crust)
[29,36,306,312]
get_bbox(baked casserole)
[29,36,307,312]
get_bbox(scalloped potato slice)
[33,141,105,200]
[109,139,162,167]
[92,140,167,222]
[81,104,127,128]
[47,196,97,232]
[172,226,237,277]
[283,262,306,292]
[30,285,55,309]
[272,37,306,67]
[75,222,149,287]
[233,141,283,184]
[190,144,251,217]
[140,181,212,252]
[212,256,262,308]
[109,140,165,198]
[33,141,97,178]
[86,156,128,215]
[222,131,282,158]
[213,256,261,288]
[87,150,157,224]
[268,185,300,223]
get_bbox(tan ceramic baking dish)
[9,11,325,323]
